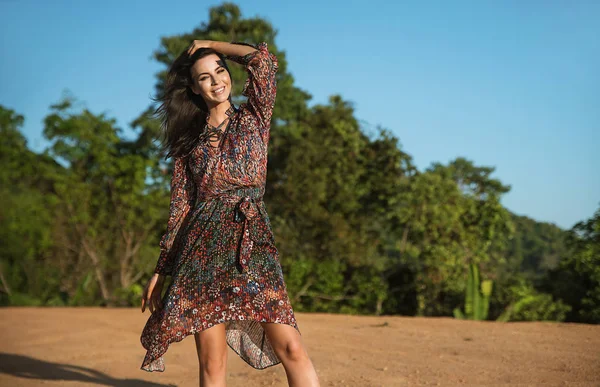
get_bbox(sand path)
[1,308,598,386]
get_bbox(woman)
[139,40,320,386]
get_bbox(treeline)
[0,3,597,324]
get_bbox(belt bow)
[233,196,259,273]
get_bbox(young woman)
[139,40,320,386]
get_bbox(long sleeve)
[154,156,196,276]
[226,41,279,138]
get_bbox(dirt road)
[1,307,598,386]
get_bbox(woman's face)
[190,54,231,107]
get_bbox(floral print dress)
[140,42,299,372]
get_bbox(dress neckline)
[205,103,237,126]
[202,104,237,151]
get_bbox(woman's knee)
[261,322,308,363]
[194,324,228,372]
[199,352,227,375]
[280,339,308,362]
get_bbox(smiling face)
[190,53,232,107]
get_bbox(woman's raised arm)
[188,40,279,134]
[187,40,258,58]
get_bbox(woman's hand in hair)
[187,40,214,57]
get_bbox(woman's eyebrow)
[197,65,224,78]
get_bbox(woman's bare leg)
[194,323,228,387]
[260,322,320,387]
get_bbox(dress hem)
[226,320,302,371]
[140,315,300,372]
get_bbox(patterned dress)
[140,42,299,372]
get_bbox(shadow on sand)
[0,353,174,386]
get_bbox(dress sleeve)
[226,41,279,134]
[154,156,196,276]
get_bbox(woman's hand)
[141,273,166,314]
[188,40,257,59]
[187,40,214,57]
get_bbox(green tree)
[42,95,166,305]
[274,96,374,312]
[0,105,59,305]
[543,205,600,323]
[503,214,568,280]
[401,158,514,316]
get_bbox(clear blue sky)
[1,0,598,229]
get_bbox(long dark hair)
[151,47,233,159]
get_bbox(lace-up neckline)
[200,104,237,149]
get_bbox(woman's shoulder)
[232,102,264,130]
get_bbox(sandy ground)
[0,307,598,386]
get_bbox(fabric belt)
[203,187,264,273]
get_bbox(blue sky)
[1,0,598,229]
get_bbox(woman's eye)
[217,68,225,73]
